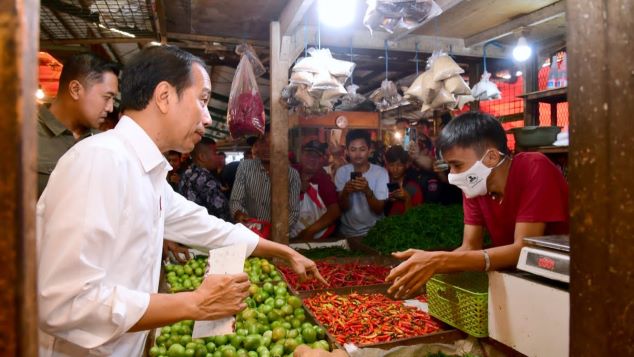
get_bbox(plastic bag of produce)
[329,58,356,78]
[293,56,322,73]
[227,52,266,138]
[420,102,432,115]
[404,73,425,100]
[290,71,314,85]
[419,70,441,103]
[372,79,403,111]
[364,0,442,36]
[430,88,456,108]
[431,54,464,81]
[471,71,501,100]
[235,43,266,78]
[295,84,315,107]
[456,94,475,110]
[444,74,471,95]
[311,69,341,91]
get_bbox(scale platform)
[517,235,570,283]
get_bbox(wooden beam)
[389,0,466,41]
[522,55,538,126]
[41,37,155,45]
[567,0,634,355]
[269,22,291,244]
[464,1,566,47]
[156,0,167,44]
[167,32,269,48]
[0,0,39,355]
[280,0,316,36]
[293,27,507,59]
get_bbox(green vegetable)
[365,204,466,254]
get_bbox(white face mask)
[448,150,506,198]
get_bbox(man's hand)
[288,252,329,287]
[295,228,315,241]
[163,240,191,263]
[294,345,348,357]
[386,249,441,299]
[191,273,250,320]
[300,173,312,193]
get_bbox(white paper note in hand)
[192,244,247,339]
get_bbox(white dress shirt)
[37,116,259,357]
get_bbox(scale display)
[517,247,570,283]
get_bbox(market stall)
[3,0,634,357]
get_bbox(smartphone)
[387,182,400,192]
[350,172,362,180]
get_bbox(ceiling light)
[36,88,45,100]
[512,36,532,62]
[393,131,402,140]
[516,70,523,76]
[318,0,356,28]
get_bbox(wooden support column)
[269,22,291,244]
[568,0,634,355]
[523,54,539,126]
[0,0,40,356]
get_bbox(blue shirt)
[335,164,389,237]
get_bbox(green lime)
[167,343,186,357]
[301,327,316,343]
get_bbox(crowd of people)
[163,120,463,241]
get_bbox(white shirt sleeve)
[163,184,260,256]
[37,147,150,349]
[334,165,348,192]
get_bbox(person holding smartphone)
[335,129,389,237]
[384,145,423,216]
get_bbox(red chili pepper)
[303,292,442,345]
[279,262,392,291]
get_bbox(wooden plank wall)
[0,0,40,356]
[567,0,634,354]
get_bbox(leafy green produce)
[365,204,464,254]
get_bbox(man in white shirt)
[37,45,325,357]
[335,129,389,237]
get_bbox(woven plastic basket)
[426,272,488,337]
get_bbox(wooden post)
[0,0,40,356]
[567,0,634,355]
[523,54,539,126]
[269,22,291,244]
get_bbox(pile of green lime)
[165,256,208,293]
[153,261,330,357]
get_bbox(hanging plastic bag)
[430,88,456,109]
[293,56,322,73]
[471,71,501,100]
[431,54,464,81]
[456,94,475,110]
[235,43,266,78]
[290,71,314,86]
[364,0,442,37]
[444,74,471,95]
[227,52,266,138]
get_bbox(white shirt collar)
[115,115,170,173]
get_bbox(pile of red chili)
[303,292,442,345]
[278,262,391,291]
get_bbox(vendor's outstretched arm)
[387,222,546,299]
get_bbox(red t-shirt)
[294,164,338,206]
[463,152,569,247]
[387,179,424,216]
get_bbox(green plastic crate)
[426,272,489,337]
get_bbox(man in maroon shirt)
[291,140,341,240]
[386,112,569,298]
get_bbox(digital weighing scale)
[517,235,570,283]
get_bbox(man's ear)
[154,81,172,114]
[484,149,502,167]
[68,80,82,100]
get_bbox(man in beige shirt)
[37,53,119,196]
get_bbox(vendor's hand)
[163,240,191,264]
[191,273,250,320]
[389,187,409,201]
[386,249,440,299]
[294,345,348,357]
[289,253,329,287]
